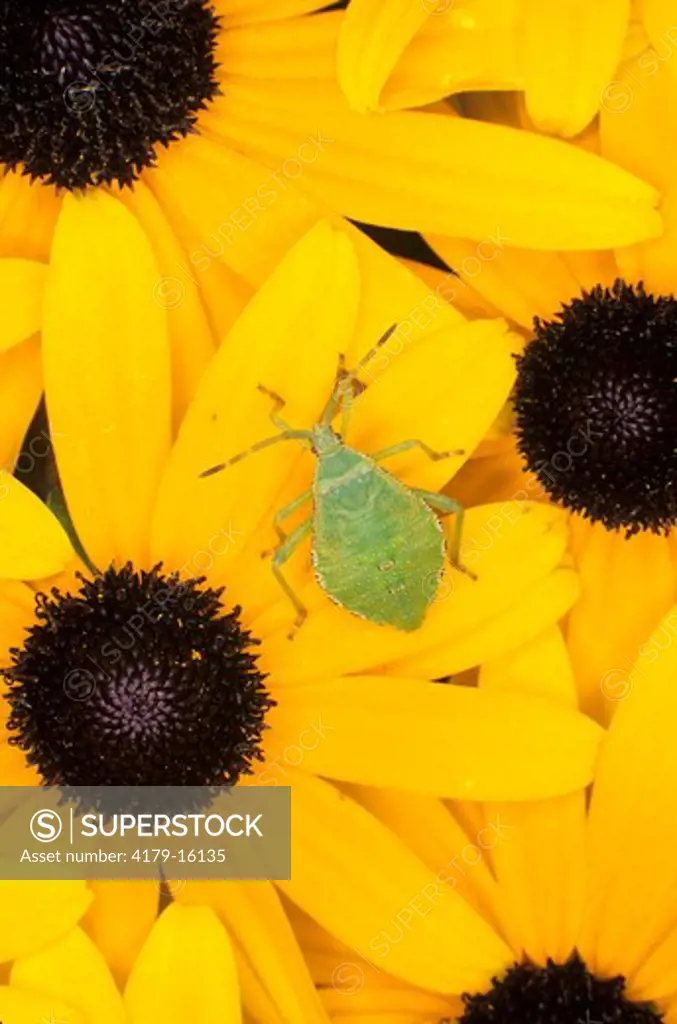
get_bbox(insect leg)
[261,488,314,553]
[336,365,359,439]
[413,491,477,581]
[371,439,465,463]
[200,430,312,478]
[319,355,362,442]
[257,384,294,431]
[269,519,313,638]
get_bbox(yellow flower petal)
[340,0,523,113]
[346,318,516,493]
[600,47,677,294]
[43,191,172,571]
[479,632,588,964]
[342,222,466,366]
[147,134,319,290]
[0,261,45,351]
[11,926,125,1024]
[400,257,502,320]
[0,172,61,262]
[0,580,35,669]
[0,881,91,962]
[176,881,329,1024]
[143,140,255,344]
[617,185,677,296]
[209,76,661,249]
[220,9,338,81]
[344,787,502,931]
[227,948,281,1024]
[447,442,537,508]
[566,519,675,723]
[643,0,677,86]
[278,769,512,994]
[0,986,82,1024]
[284,902,356,981]
[124,904,241,1024]
[81,882,158,987]
[118,182,216,430]
[0,740,41,784]
[322,982,459,1021]
[218,0,328,26]
[0,473,73,580]
[600,44,676,190]
[580,605,677,982]
[0,336,42,474]
[632,921,677,1005]
[398,568,579,681]
[486,793,587,965]
[425,236,582,329]
[522,0,631,137]
[562,248,621,291]
[337,0,430,112]
[269,676,602,799]
[480,627,578,707]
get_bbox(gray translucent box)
[0,787,290,880]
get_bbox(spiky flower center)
[0,0,220,190]
[459,954,662,1024]
[513,280,677,536]
[4,564,273,787]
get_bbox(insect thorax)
[310,424,343,456]
[314,443,373,499]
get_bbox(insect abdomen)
[312,454,445,631]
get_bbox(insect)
[200,326,470,636]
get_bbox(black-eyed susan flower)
[0,0,666,293]
[0,221,602,964]
[390,80,677,726]
[290,619,677,1020]
[0,883,330,1022]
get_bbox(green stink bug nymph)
[200,326,470,636]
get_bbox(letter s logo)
[30,809,63,842]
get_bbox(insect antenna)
[355,322,398,377]
[319,353,350,428]
[257,383,294,431]
[318,324,400,435]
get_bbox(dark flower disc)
[4,564,273,787]
[459,953,663,1024]
[513,280,677,535]
[0,0,220,189]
